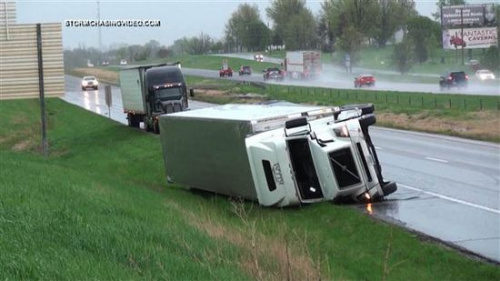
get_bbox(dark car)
[354,74,375,88]
[239,66,252,76]
[439,71,468,90]
[263,67,284,81]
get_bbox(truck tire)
[381,181,397,196]
[128,114,140,128]
[285,117,308,129]
[340,103,374,115]
[359,113,376,128]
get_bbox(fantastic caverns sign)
[443,27,498,49]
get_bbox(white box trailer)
[284,51,322,79]
[159,103,396,207]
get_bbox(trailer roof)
[166,104,332,123]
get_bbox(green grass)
[1,98,500,280]
[120,54,280,73]
[264,84,500,112]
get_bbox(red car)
[450,36,466,48]
[219,67,233,78]
[354,74,375,88]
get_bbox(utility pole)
[97,1,102,60]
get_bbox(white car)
[475,69,495,81]
[254,54,264,62]
[120,59,128,65]
[81,76,98,91]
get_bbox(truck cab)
[120,63,188,134]
[246,105,396,207]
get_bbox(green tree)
[391,38,414,74]
[283,9,317,50]
[243,21,270,51]
[372,0,417,47]
[481,46,499,73]
[335,25,364,60]
[406,16,441,63]
[320,0,377,59]
[266,0,317,50]
[225,3,264,52]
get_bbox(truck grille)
[329,148,361,189]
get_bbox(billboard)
[442,4,496,27]
[441,4,498,49]
[443,27,498,50]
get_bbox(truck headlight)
[334,126,350,137]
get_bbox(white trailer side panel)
[119,68,145,114]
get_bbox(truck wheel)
[381,181,397,196]
[340,104,374,115]
[128,114,140,128]
[359,113,376,128]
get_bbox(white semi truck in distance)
[284,51,322,80]
[159,103,397,207]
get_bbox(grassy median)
[0,98,499,280]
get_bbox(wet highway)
[207,54,500,96]
[62,75,500,263]
[366,128,500,263]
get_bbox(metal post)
[461,8,464,65]
[36,24,48,157]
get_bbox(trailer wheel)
[340,103,374,115]
[128,114,140,128]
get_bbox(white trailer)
[159,103,396,207]
[284,51,322,79]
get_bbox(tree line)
[65,0,498,73]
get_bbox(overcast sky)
[11,0,487,50]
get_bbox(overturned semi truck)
[159,103,397,207]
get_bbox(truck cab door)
[245,136,299,207]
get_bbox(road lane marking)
[425,157,449,163]
[400,184,500,214]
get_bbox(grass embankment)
[1,98,499,280]
[68,67,500,142]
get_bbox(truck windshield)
[287,138,323,200]
[156,87,182,101]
